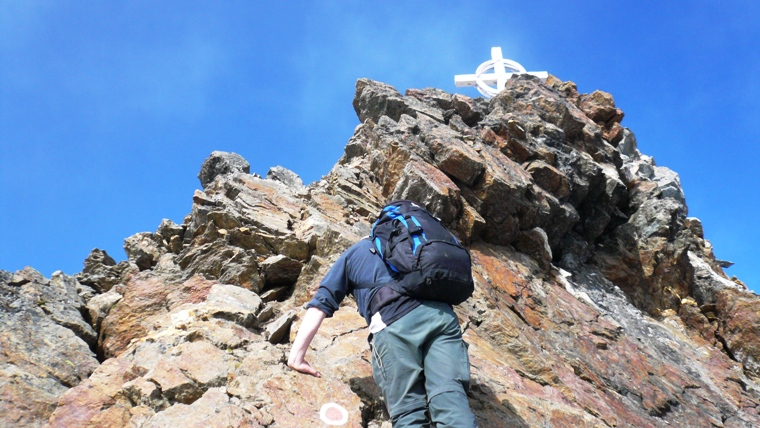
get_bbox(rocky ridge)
[1,75,759,427]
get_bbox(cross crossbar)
[454,47,548,98]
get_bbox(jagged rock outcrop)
[2,75,760,427]
[0,268,99,427]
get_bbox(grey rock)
[83,248,116,268]
[45,272,98,345]
[145,360,203,405]
[87,288,123,333]
[447,114,470,133]
[353,78,407,123]
[143,387,257,427]
[558,232,593,271]
[390,159,462,227]
[403,96,444,122]
[77,248,121,293]
[121,376,170,411]
[76,282,97,303]
[620,161,653,185]
[685,217,704,238]
[687,251,746,305]
[629,198,684,240]
[6,269,98,347]
[260,255,303,287]
[156,219,185,253]
[452,94,484,126]
[617,128,638,158]
[267,165,305,190]
[124,232,164,271]
[513,227,553,270]
[198,151,251,188]
[260,286,290,302]
[265,310,296,344]
[179,241,263,293]
[405,87,453,111]
[653,166,686,205]
[0,271,99,427]
[201,283,265,328]
[9,266,47,286]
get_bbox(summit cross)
[455,47,548,98]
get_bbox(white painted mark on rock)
[320,402,348,426]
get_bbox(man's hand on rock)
[287,357,321,378]
[287,307,327,378]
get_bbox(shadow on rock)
[468,379,529,428]
[350,375,528,428]
[349,375,389,427]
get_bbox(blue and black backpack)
[355,200,474,306]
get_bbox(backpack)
[354,200,474,305]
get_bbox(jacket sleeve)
[304,248,352,317]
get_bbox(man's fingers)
[303,365,321,377]
[288,361,322,378]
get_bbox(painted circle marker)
[319,402,348,426]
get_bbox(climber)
[288,201,478,428]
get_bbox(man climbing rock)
[288,200,478,427]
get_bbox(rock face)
[2,76,760,427]
[0,268,99,427]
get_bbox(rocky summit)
[2,75,759,427]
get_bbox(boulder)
[124,233,163,271]
[513,227,553,271]
[156,219,185,254]
[265,310,296,344]
[653,165,686,205]
[200,283,267,328]
[260,255,303,287]
[617,128,639,158]
[353,78,407,123]
[390,159,462,227]
[77,248,126,293]
[524,160,570,199]
[422,120,485,186]
[267,165,305,191]
[197,151,251,188]
[578,90,621,124]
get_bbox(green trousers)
[370,300,478,427]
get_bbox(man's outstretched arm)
[287,307,327,377]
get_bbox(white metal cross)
[455,47,548,98]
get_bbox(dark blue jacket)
[306,238,420,326]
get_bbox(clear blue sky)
[1,1,758,292]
